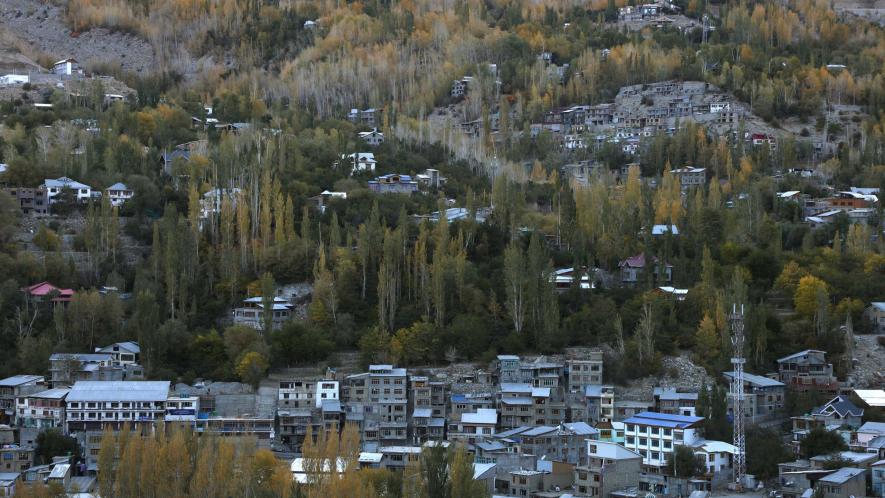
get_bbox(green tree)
[747,427,793,479]
[668,445,702,478]
[35,429,80,465]
[236,351,269,389]
[800,427,848,458]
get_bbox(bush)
[33,225,61,251]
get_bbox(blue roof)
[622,411,703,428]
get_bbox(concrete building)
[653,388,698,417]
[451,77,472,98]
[496,355,521,384]
[585,385,616,424]
[865,303,885,334]
[42,177,92,203]
[48,352,144,387]
[0,446,32,473]
[0,472,19,497]
[105,183,133,206]
[344,152,377,175]
[0,376,45,425]
[691,440,736,475]
[16,388,69,431]
[498,384,564,429]
[3,187,49,215]
[346,108,380,127]
[367,174,418,194]
[872,460,885,498]
[671,167,706,187]
[96,341,141,366]
[622,412,704,472]
[342,365,409,450]
[722,371,785,423]
[814,467,866,498]
[576,441,642,498]
[566,352,604,392]
[232,296,293,331]
[809,395,864,428]
[512,423,599,465]
[613,400,655,421]
[448,409,497,444]
[52,58,79,76]
[777,350,839,393]
[358,128,384,146]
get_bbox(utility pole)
[729,304,747,490]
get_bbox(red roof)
[22,281,75,301]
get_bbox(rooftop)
[623,411,703,428]
[67,381,170,402]
[461,409,497,425]
[818,467,864,484]
[723,371,784,388]
[0,375,43,387]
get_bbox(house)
[551,267,595,291]
[653,388,698,417]
[865,303,885,334]
[691,440,737,475]
[309,190,347,214]
[15,388,69,431]
[0,445,32,472]
[777,350,839,392]
[622,411,704,471]
[358,128,384,146]
[814,467,866,498]
[872,460,885,498]
[42,177,92,203]
[52,58,79,76]
[368,174,418,194]
[379,446,422,470]
[575,441,642,498]
[451,77,473,98]
[344,152,377,174]
[805,210,843,229]
[614,400,656,421]
[2,187,49,215]
[750,133,777,150]
[566,353,604,392]
[656,286,688,301]
[0,376,45,425]
[512,423,599,465]
[48,352,143,387]
[414,207,489,224]
[105,183,133,206]
[448,409,497,444]
[671,167,706,187]
[415,169,446,189]
[347,108,380,127]
[96,341,141,365]
[21,281,75,304]
[810,395,864,428]
[585,385,616,424]
[0,472,19,497]
[618,253,672,286]
[722,371,785,423]
[810,451,879,469]
[232,296,293,331]
[828,191,878,211]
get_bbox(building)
[232,296,293,331]
[309,190,346,214]
[16,388,69,431]
[52,58,79,76]
[0,376,45,425]
[872,460,885,498]
[448,409,497,444]
[851,421,885,452]
[671,167,706,187]
[618,253,672,286]
[21,281,74,305]
[279,379,339,410]
[722,371,785,423]
[513,423,599,465]
[347,108,380,127]
[48,352,144,387]
[451,77,473,98]
[496,355,521,384]
[415,169,446,189]
[342,365,409,450]
[815,468,866,498]
[576,441,642,498]
[367,174,419,194]
[344,152,377,175]
[96,342,141,366]
[0,446,32,473]
[0,472,19,497]
[105,183,133,206]
[653,388,698,417]
[622,412,704,472]
[551,267,595,292]
[777,350,839,393]
[614,400,656,421]
[358,128,384,146]
[691,440,737,475]
[809,395,864,428]
[585,385,616,424]
[566,352,604,392]
[42,177,92,203]
[865,303,885,334]
[498,384,563,429]
[3,187,49,215]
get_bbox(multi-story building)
[448,409,497,444]
[42,177,92,203]
[585,385,615,424]
[367,174,418,194]
[777,350,839,393]
[613,400,655,421]
[232,296,293,331]
[65,381,170,465]
[575,441,642,497]
[48,353,144,387]
[622,412,704,473]
[496,355,521,384]
[512,423,599,466]
[671,167,706,187]
[411,408,445,444]
[653,388,698,417]
[0,376,45,425]
[519,359,564,388]
[722,371,785,423]
[358,128,385,146]
[566,352,603,392]
[498,384,563,429]
[95,342,141,366]
[3,187,49,215]
[342,365,408,450]
[278,379,339,411]
[16,388,69,431]
[0,446,32,473]
[450,392,495,421]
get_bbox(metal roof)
[818,467,864,484]
[623,411,703,428]
[67,381,170,402]
[0,375,43,387]
[27,388,70,399]
[777,350,827,363]
[461,409,497,425]
[723,371,784,388]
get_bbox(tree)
[746,427,792,480]
[800,427,848,458]
[33,225,61,251]
[668,445,702,478]
[794,275,828,318]
[503,242,527,335]
[236,351,269,389]
[449,444,487,498]
[35,429,80,464]
[694,313,719,370]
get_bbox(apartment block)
[575,441,642,497]
[622,412,704,473]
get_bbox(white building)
[52,58,79,76]
[691,440,737,475]
[345,153,377,174]
[622,411,704,471]
[358,128,384,146]
[232,296,293,331]
[279,380,339,409]
[448,408,497,444]
[15,388,69,431]
[105,183,133,206]
[95,341,141,366]
[65,380,170,432]
[42,177,92,203]
[164,395,199,422]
